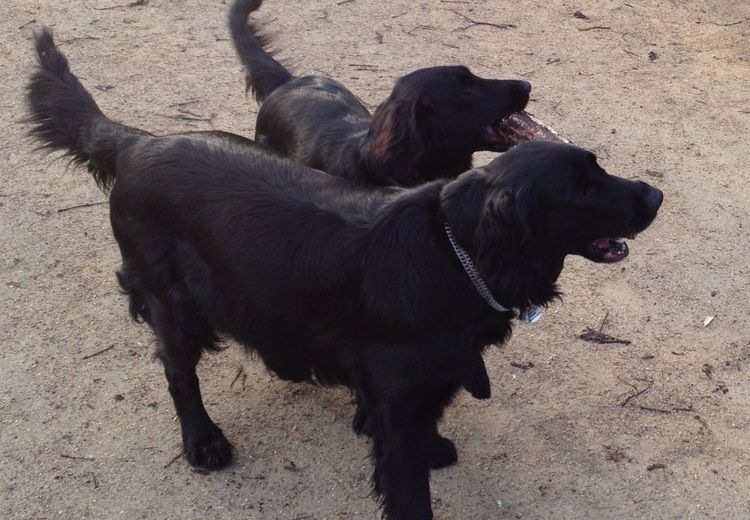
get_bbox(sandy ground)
[1,0,749,518]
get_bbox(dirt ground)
[1,0,749,518]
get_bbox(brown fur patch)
[372,112,395,161]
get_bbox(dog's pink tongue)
[494,111,569,146]
[594,238,629,262]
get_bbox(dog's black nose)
[642,184,664,213]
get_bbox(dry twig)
[58,200,108,213]
[82,344,115,360]
[94,0,148,10]
[638,404,694,413]
[618,378,652,407]
[448,9,517,32]
[703,19,745,27]
[579,311,631,345]
[510,361,535,371]
[61,453,95,461]
[230,367,244,389]
[164,451,183,468]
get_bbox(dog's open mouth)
[486,111,569,150]
[482,116,518,149]
[587,237,635,263]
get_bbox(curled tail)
[25,28,147,192]
[228,0,293,103]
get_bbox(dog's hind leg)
[116,266,152,324]
[149,285,232,470]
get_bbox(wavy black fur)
[229,0,531,401]
[26,29,662,520]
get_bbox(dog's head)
[442,140,663,271]
[365,66,530,184]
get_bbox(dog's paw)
[430,434,457,469]
[464,377,491,400]
[463,357,491,400]
[183,425,233,470]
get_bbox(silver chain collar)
[443,223,544,323]
[444,223,510,313]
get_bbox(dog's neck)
[443,222,511,313]
[438,178,563,311]
[414,150,473,183]
[360,181,561,334]
[445,223,563,312]
[476,240,564,310]
[358,139,473,188]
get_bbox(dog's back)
[110,131,385,277]
[229,0,373,177]
[255,75,371,174]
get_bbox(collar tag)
[521,305,543,324]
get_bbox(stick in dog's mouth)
[495,111,570,145]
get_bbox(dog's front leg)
[372,402,435,520]
[463,354,491,399]
[358,390,456,471]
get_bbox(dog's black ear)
[478,185,536,251]
[364,96,431,184]
[442,168,538,255]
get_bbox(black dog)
[230,0,529,407]
[27,29,662,520]
[229,0,531,187]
